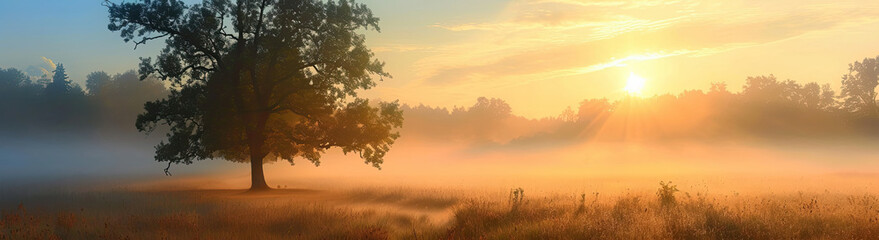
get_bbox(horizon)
[3,1,879,239]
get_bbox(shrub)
[657,181,679,208]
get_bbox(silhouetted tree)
[559,106,577,122]
[742,75,801,104]
[44,64,71,97]
[800,82,821,109]
[107,0,403,190]
[464,97,512,139]
[0,68,42,127]
[577,98,611,123]
[86,71,112,95]
[709,82,729,95]
[0,68,30,89]
[468,97,512,120]
[797,82,836,110]
[840,56,879,116]
[819,84,837,111]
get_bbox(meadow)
[3,179,879,240]
[6,0,879,239]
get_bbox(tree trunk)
[246,111,271,191]
[249,153,270,191]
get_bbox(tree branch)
[164,161,173,176]
[271,105,318,122]
[134,33,170,50]
[125,17,224,68]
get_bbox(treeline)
[0,64,167,136]
[401,56,879,144]
[4,56,879,144]
[400,97,561,143]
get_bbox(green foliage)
[107,0,403,182]
[657,181,679,208]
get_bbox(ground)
[2,181,879,239]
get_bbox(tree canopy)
[86,71,112,95]
[841,56,879,116]
[106,0,403,190]
[44,64,73,97]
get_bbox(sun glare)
[624,72,646,96]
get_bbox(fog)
[180,139,879,194]
[2,67,879,196]
[120,136,879,198]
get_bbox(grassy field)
[2,182,879,239]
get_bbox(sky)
[3,0,879,118]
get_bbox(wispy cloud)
[39,56,57,77]
[413,0,879,88]
[531,0,686,8]
[41,57,56,70]
[373,44,435,53]
[569,50,692,75]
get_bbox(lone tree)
[106,0,403,191]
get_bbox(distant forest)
[3,56,879,144]
[0,65,166,136]
[402,56,879,144]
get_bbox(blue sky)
[0,0,506,84]
[0,1,165,82]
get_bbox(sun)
[624,72,647,96]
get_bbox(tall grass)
[447,184,879,239]
[2,184,879,239]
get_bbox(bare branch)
[164,161,173,176]
[133,33,170,50]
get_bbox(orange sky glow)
[356,0,879,118]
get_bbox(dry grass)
[448,189,879,239]
[0,189,450,240]
[2,184,879,239]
